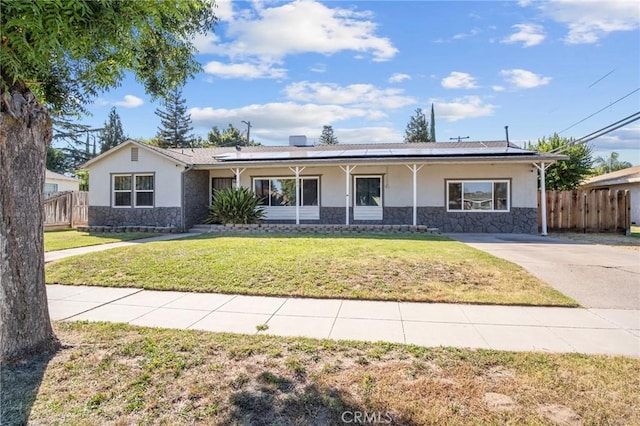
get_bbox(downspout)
[181,164,195,232]
[533,162,548,236]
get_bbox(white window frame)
[446,179,510,213]
[134,174,155,208]
[353,175,383,221]
[112,173,155,208]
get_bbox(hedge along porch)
[82,139,566,233]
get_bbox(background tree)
[99,107,127,153]
[593,152,633,175]
[429,103,436,142]
[404,108,430,143]
[46,146,69,173]
[528,133,593,190]
[0,0,215,362]
[319,125,339,145]
[155,88,195,149]
[206,124,259,147]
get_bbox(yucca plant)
[204,187,266,224]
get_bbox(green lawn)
[45,234,576,306]
[3,322,638,425]
[44,230,162,252]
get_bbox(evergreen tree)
[99,107,126,153]
[593,152,633,175]
[404,108,429,143]
[429,103,436,142]
[46,146,69,173]
[530,133,593,190]
[155,88,195,148]
[319,125,339,145]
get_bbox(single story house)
[581,165,640,225]
[45,169,80,195]
[82,137,566,233]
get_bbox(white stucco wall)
[88,144,184,207]
[209,162,537,208]
[45,177,79,192]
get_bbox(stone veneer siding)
[261,206,537,233]
[88,206,182,228]
[182,169,210,231]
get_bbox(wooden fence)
[44,191,88,230]
[538,189,631,233]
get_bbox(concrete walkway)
[448,233,640,310]
[45,233,197,263]
[47,285,640,357]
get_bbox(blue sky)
[72,0,639,164]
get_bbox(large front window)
[447,180,509,212]
[112,174,154,207]
[353,176,383,220]
[254,177,318,207]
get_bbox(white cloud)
[189,102,382,132]
[192,31,221,54]
[284,81,415,109]
[492,85,506,92]
[333,127,404,144]
[113,95,144,108]
[452,28,480,40]
[388,73,411,83]
[441,72,479,89]
[532,0,640,44]
[214,0,234,22]
[591,124,640,151]
[202,0,397,62]
[203,61,287,79]
[310,63,327,73]
[501,23,546,47]
[500,69,551,88]
[431,96,496,122]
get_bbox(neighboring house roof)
[46,169,79,182]
[82,139,567,169]
[581,165,640,188]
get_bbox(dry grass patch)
[2,322,638,425]
[45,234,575,306]
[44,230,163,252]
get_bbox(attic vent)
[131,147,139,162]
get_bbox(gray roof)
[581,165,640,187]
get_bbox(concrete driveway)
[448,234,640,310]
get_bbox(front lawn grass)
[45,234,576,306]
[3,322,638,425]
[44,230,162,252]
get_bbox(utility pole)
[241,120,251,146]
[449,136,470,142]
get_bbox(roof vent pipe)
[504,126,509,146]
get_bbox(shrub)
[204,187,265,224]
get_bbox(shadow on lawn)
[0,350,58,425]
[227,378,417,426]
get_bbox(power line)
[551,112,640,155]
[587,68,616,88]
[557,87,640,135]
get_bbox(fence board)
[44,191,88,230]
[538,189,630,234]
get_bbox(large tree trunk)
[0,80,59,362]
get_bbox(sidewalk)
[45,233,197,263]
[47,284,640,358]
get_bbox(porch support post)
[289,166,305,225]
[231,168,246,189]
[406,164,424,226]
[339,165,356,225]
[533,162,549,236]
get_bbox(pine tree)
[154,88,195,148]
[319,125,339,145]
[404,108,429,143]
[99,107,126,153]
[429,103,436,142]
